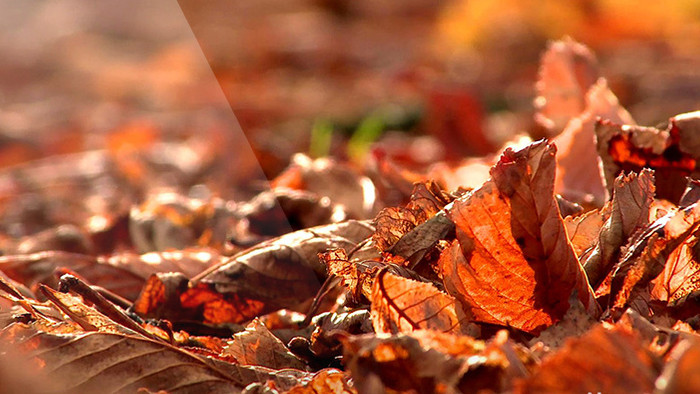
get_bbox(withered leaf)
[285,369,355,394]
[141,221,374,324]
[106,248,225,280]
[0,251,146,301]
[223,319,307,370]
[534,37,599,136]
[553,78,634,205]
[319,248,422,302]
[563,208,605,260]
[583,169,655,288]
[655,339,700,393]
[373,181,453,252]
[529,295,596,350]
[271,153,378,220]
[651,234,700,304]
[341,331,471,393]
[596,111,700,203]
[440,140,598,334]
[515,324,659,393]
[610,203,700,310]
[370,269,477,336]
[1,324,245,393]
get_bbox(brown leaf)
[553,78,634,205]
[1,324,241,393]
[271,153,379,219]
[373,181,452,252]
[138,221,374,324]
[286,369,355,394]
[105,248,225,280]
[439,140,598,334]
[320,248,423,303]
[651,234,700,304]
[583,169,655,288]
[534,37,599,137]
[563,208,605,260]
[0,251,145,301]
[223,318,306,370]
[370,269,478,336]
[341,331,472,393]
[595,111,700,203]
[610,203,700,310]
[515,324,659,393]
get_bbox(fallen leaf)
[583,169,655,288]
[553,78,635,205]
[372,181,453,252]
[370,268,478,336]
[651,234,700,304]
[595,111,700,203]
[515,324,659,393]
[223,319,307,370]
[563,208,605,260]
[609,203,700,310]
[440,140,598,334]
[286,369,355,394]
[534,37,599,137]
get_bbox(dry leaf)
[563,208,605,260]
[223,319,306,370]
[440,140,598,334]
[583,169,655,288]
[651,234,700,304]
[515,324,659,393]
[609,203,700,310]
[534,37,599,136]
[553,78,635,205]
[370,269,478,336]
[595,111,700,203]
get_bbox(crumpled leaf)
[609,203,700,311]
[320,248,423,302]
[285,369,355,394]
[534,37,599,137]
[370,269,478,336]
[271,153,379,219]
[0,251,146,301]
[553,78,635,205]
[563,208,605,260]
[135,221,374,324]
[373,181,453,252]
[596,111,700,203]
[439,140,598,334]
[0,323,307,394]
[651,233,700,304]
[529,294,596,351]
[583,169,655,289]
[515,324,659,393]
[223,319,306,370]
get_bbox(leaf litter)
[2,37,700,394]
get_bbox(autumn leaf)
[373,181,453,252]
[0,323,307,393]
[595,111,700,203]
[370,268,478,336]
[563,208,605,260]
[514,324,659,393]
[553,78,635,205]
[651,234,700,304]
[583,169,655,289]
[534,37,599,137]
[439,140,598,334]
[609,202,700,311]
[222,318,306,370]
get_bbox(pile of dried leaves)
[2,38,700,394]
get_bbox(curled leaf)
[370,269,478,336]
[440,140,598,334]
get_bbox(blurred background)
[1,0,700,187]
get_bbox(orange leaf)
[515,324,658,393]
[439,140,598,334]
[370,269,478,336]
